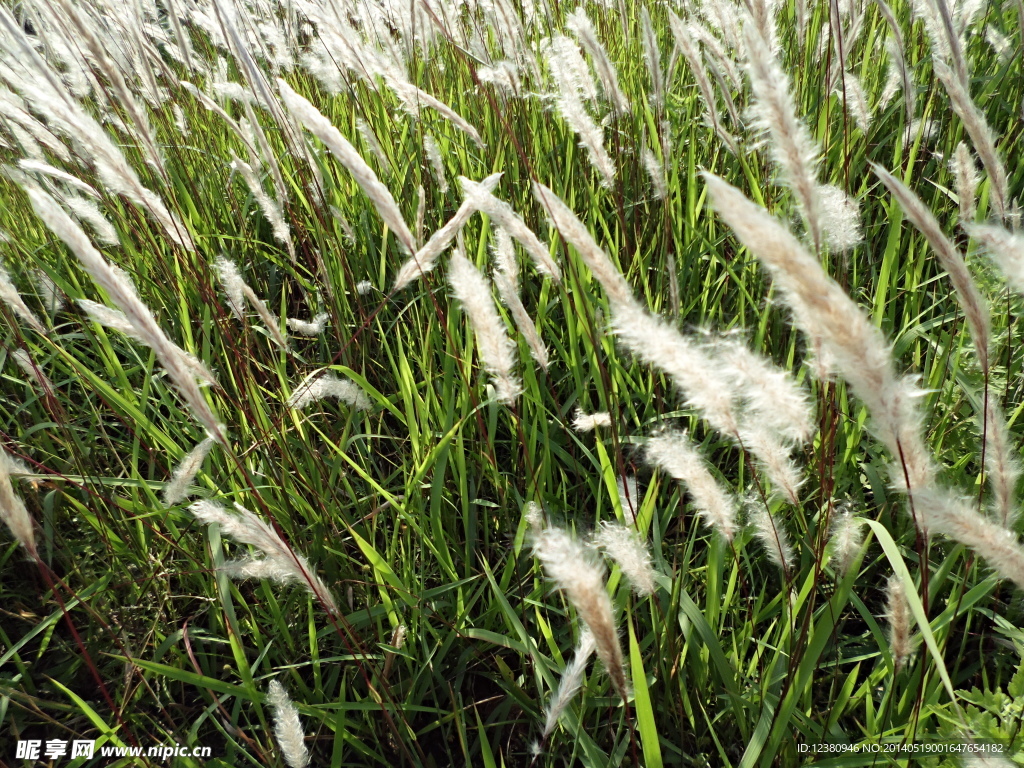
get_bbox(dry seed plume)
[573,409,611,432]
[492,268,549,370]
[278,79,416,255]
[532,182,633,306]
[703,173,938,505]
[163,436,217,507]
[448,253,521,405]
[532,526,628,700]
[461,178,561,282]
[266,680,310,768]
[743,22,822,250]
[967,224,1024,295]
[873,164,990,374]
[287,371,370,411]
[932,59,1011,222]
[25,186,223,441]
[0,263,47,335]
[188,501,339,615]
[885,575,912,672]
[751,508,794,574]
[829,509,864,577]
[393,173,503,292]
[286,314,329,337]
[541,630,596,740]
[950,142,980,221]
[645,431,737,542]
[0,448,36,558]
[591,521,656,596]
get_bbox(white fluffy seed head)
[286,313,329,336]
[267,680,309,768]
[163,436,216,507]
[541,629,596,738]
[392,173,503,292]
[188,501,339,615]
[591,521,656,596]
[287,371,371,411]
[532,527,628,700]
[448,253,521,405]
[572,409,611,432]
[213,256,247,321]
[0,447,37,557]
[644,430,737,541]
[885,575,912,672]
[751,507,794,573]
[951,142,980,221]
[829,508,864,576]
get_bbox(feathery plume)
[818,184,863,253]
[12,349,54,396]
[711,336,813,443]
[645,431,737,541]
[189,500,339,615]
[287,371,370,411]
[541,630,596,739]
[492,268,549,370]
[532,182,632,306]
[278,79,416,254]
[743,22,822,250]
[967,225,1024,295]
[461,178,560,282]
[668,12,734,153]
[838,72,871,132]
[617,475,640,518]
[918,487,1024,589]
[266,680,310,768]
[610,300,738,436]
[751,507,794,573]
[885,575,912,672]
[532,527,628,699]
[950,142,980,221]
[541,37,616,188]
[740,426,803,504]
[164,437,216,507]
[565,8,629,114]
[213,256,248,321]
[592,521,656,596]
[873,164,990,374]
[0,264,47,335]
[572,409,611,432]
[490,227,518,280]
[642,147,668,200]
[982,399,1019,528]
[640,7,664,107]
[25,186,222,439]
[355,117,389,168]
[241,284,288,349]
[932,59,1011,221]
[829,508,864,576]
[703,173,939,501]
[448,253,521,405]
[286,314,329,337]
[229,156,294,258]
[0,448,37,558]
[424,135,448,194]
[392,173,503,292]
[33,270,63,315]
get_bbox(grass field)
[2,0,1024,765]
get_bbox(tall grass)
[1,0,1023,766]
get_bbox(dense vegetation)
[1,0,1024,766]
